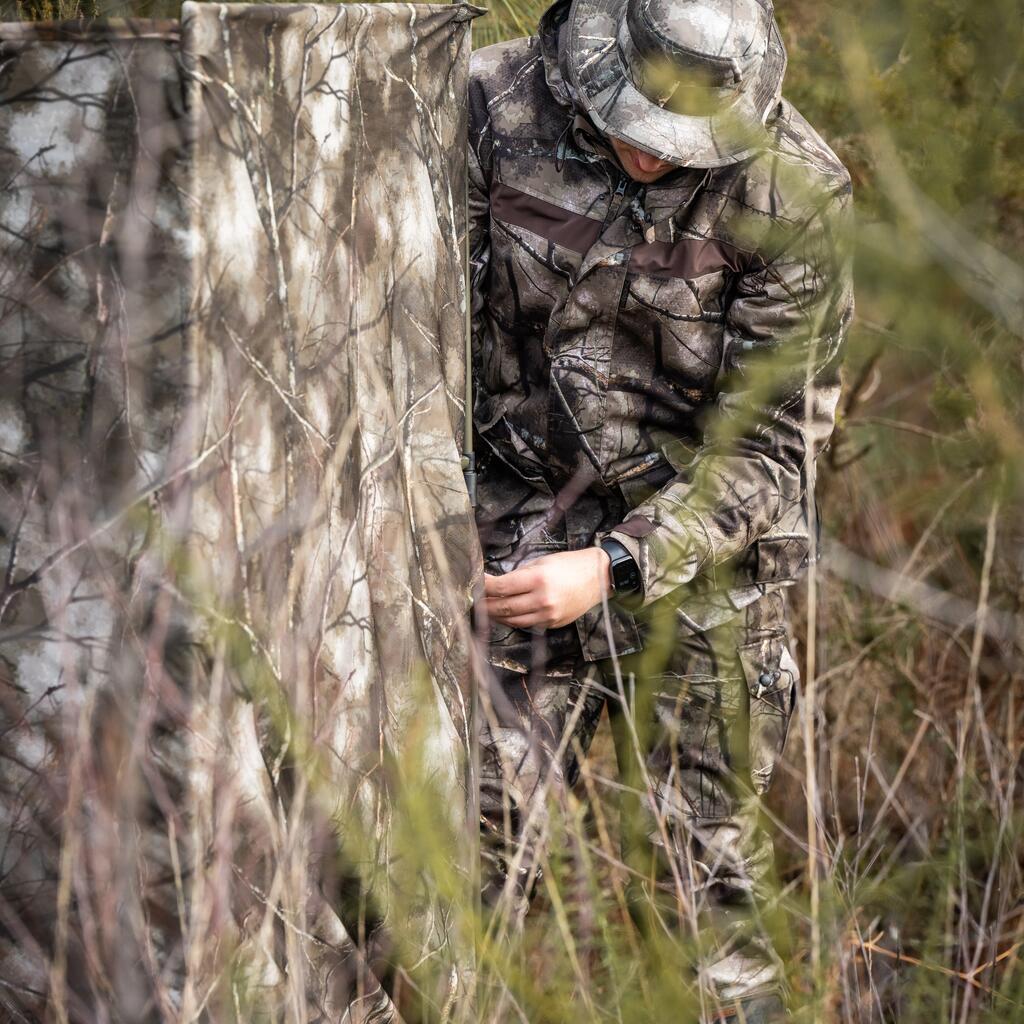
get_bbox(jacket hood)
[538,0,576,112]
[539,0,627,168]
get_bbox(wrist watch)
[599,537,643,599]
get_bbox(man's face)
[608,135,681,183]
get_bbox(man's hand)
[483,548,612,630]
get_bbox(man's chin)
[629,169,672,184]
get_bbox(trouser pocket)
[736,630,798,796]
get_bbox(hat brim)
[566,0,786,168]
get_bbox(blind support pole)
[462,150,476,508]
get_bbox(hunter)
[468,0,853,1018]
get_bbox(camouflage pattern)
[479,590,800,1006]
[470,0,852,1007]
[0,7,479,1021]
[469,0,854,662]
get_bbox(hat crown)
[625,0,772,89]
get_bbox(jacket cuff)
[605,508,708,608]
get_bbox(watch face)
[613,558,641,594]
[601,539,641,596]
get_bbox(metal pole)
[462,154,476,507]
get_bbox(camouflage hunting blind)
[0,5,482,1020]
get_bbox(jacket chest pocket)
[617,269,729,394]
[489,221,580,327]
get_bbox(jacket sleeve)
[606,180,855,607]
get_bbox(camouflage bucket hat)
[566,0,787,168]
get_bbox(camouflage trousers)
[478,587,799,1010]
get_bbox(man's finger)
[492,611,550,630]
[483,568,536,598]
[483,592,542,620]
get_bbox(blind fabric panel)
[0,5,480,1019]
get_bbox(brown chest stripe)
[490,181,604,253]
[489,181,760,279]
[628,235,756,278]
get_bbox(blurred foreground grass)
[4,0,1021,1020]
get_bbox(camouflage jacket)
[469,0,854,660]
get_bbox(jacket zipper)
[611,175,629,217]
[598,175,630,241]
